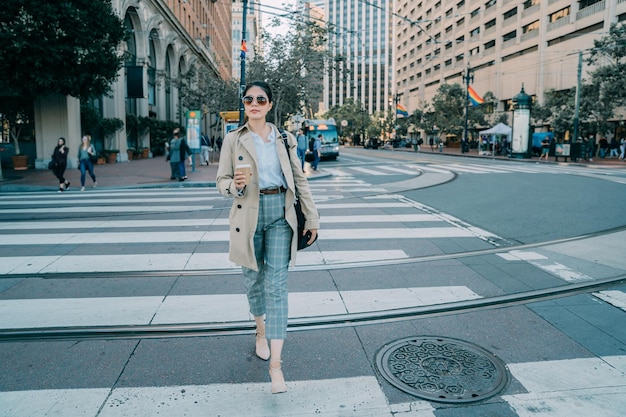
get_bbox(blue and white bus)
[302,118,339,161]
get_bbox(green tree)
[583,22,626,135]
[0,0,126,99]
[178,64,240,123]
[246,15,336,126]
[532,88,575,139]
[586,23,626,108]
[323,99,370,141]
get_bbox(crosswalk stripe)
[1,357,625,417]
[504,357,626,417]
[0,188,220,200]
[0,226,476,246]
[0,196,222,205]
[0,286,481,329]
[349,166,392,175]
[373,165,419,175]
[594,290,626,311]
[0,201,413,215]
[0,214,441,231]
[0,205,214,214]
[0,377,397,417]
[0,250,409,274]
[411,165,452,174]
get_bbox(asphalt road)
[1,149,625,417]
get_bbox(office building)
[394,0,626,131]
[325,0,394,115]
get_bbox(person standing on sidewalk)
[296,128,307,169]
[168,129,184,181]
[311,134,322,171]
[216,80,319,395]
[51,137,70,192]
[77,135,97,191]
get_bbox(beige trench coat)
[216,123,320,271]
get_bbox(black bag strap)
[278,128,290,157]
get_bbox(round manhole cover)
[375,336,509,403]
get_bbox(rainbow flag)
[396,103,409,117]
[240,40,248,58]
[468,86,484,106]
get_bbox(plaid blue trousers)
[242,193,292,340]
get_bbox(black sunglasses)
[242,96,268,106]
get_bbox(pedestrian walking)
[311,134,322,171]
[77,135,97,191]
[609,137,619,158]
[179,134,191,179]
[538,137,550,161]
[200,132,210,165]
[168,129,185,181]
[216,81,319,394]
[296,128,307,169]
[51,137,70,192]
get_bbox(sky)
[258,0,296,36]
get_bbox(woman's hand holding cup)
[234,164,251,191]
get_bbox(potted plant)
[96,151,107,165]
[100,117,124,162]
[127,147,136,160]
[105,149,119,163]
[0,98,33,170]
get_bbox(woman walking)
[216,81,319,394]
[51,137,70,192]
[77,135,97,191]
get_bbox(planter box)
[11,154,29,170]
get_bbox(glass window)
[549,7,570,22]
[504,7,518,19]
[503,30,516,41]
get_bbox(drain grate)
[375,336,509,403]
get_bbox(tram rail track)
[2,157,625,343]
[1,273,624,343]
[2,224,624,280]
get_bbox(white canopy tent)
[479,123,512,139]
[478,123,512,157]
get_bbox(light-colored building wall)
[29,0,231,169]
[395,0,626,118]
[325,0,394,116]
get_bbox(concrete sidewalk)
[1,145,624,192]
[0,153,328,192]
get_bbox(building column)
[34,95,81,169]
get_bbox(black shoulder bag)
[279,129,318,250]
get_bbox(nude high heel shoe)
[269,360,287,394]
[255,327,270,361]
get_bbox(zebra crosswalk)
[328,161,626,180]
[1,185,625,417]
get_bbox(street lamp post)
[462,66,473,153]
[238,0,248,126]
[510,84,532,159]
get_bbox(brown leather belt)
[259,186,286,195]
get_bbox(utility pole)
[462,66,473,153]
[572,50,582,142]
[238,0,248,126]
[394,94,399,140]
